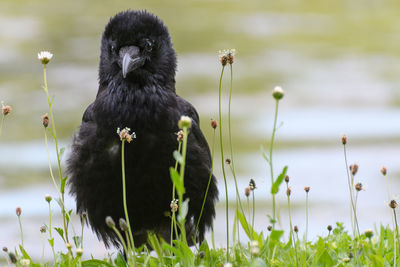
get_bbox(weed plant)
[1,50,400,267]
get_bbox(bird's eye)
[144,39,153,52]
[111,45,116,53]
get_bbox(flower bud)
[40,226,46,233]
[365,229,373,239]
[119,218,129,232]
[327,225,332,231]
[286,187,291,196]
[389,200,398,209]
[76,248,83,257]
[16,207,22,217]
[284,175,289,183]
[249,179,256,191]
[272,86,284,100]
[341,134,347,145]
[41,113,49,128]
[225,158,231,165]
[244,186,251,197]
[45,194,52,203]
[105,216,115,228]
[349,164,358,176]
[381,166,387,176]
[210,119,218,129]
[294,225,298,233]
[178,116,192,129]
[2,105,11,116]
[304,186,310,193]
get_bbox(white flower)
[272,86,284,100]
[20,259,30,266]
[178,115,192,129]
[37,51,53,64]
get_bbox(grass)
[1,49,400,267]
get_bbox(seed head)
[40,226,46,233]
[349,164,358,176]
[219,49,235,66]
[341,134,347,145]
[304,186,310,193]
[178,115,192,129]
[272,86,284,100]
[1,103,11,116]
[327,225,332,232]
[2,247,8,252]
[354,182,363,191]
[365,229,373,239]
[16,206,22,217]
[286,187,291,196]
[119,218,129,232]
[389,200,398,209]
[65,243,72,250]
[210,119,218,129]
[249,179,256,191]
[41,113,49,128]
[225,158,231,165]
[176,130,184,142]
[170,199,178,213]
[117,127,135,143]
[8,252,17,263]
[244,186,251,197]
[250,240,259,255]
[20,259,30,267]
[105,216,115,228]
[267,225,272,231]
[76,248,83,257]
[294,225,299,233]
[381,166,387,176]
[37,51,53,65]
[45,194,52,203]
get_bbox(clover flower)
[38,51,53,65]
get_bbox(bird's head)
[99,10,177,87]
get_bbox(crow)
[66,10,218,248]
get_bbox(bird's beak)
[120,46,144,78]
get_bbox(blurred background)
[1,0,400,260]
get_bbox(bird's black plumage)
[67,10,218,247]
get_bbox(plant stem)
[269,99,280,229]
[18,216,24,247]
[252,190,255,239]
[394,209,400,264]
[48,202,56,262]
[177,126,189,243]
[343,145,360,237]
[218,65,229,259]
[121,140,135,253]
[42,64,69,243]
[0,115,5,138]
[195,129,216,241]
[171,141,182,245]
[305,192,309,243]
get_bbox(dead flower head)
[341,134,347,145]
[218,49,235,66]
[176,130,184,142]
[249,179,256,191]
[1,102,12,116]
[210,119,218,129]
[349,164,358,176]
[389,200,398,209]
[41,113,49,128]
[170,199,178,213]
[244,186,251,197]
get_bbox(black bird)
[67,10,218,248]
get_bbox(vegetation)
[1,49,399,267]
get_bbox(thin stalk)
[171,141,182,245]
[343,145,360,236]
[218,65,229,259]
[43,65,69,243]
[269,99,279,229]
[177,126,189,243]
[80,215,85,249]
[48,202,56,262]
[195,129,216,241]
[286,189,294,248]
[110,226,129,263]
[121,140,135,255]
[394,209,400,264]
[305,192,309,243]
[0,115,5,138]
[41,232,45,266]
[384,174,395,226]
[44,129,60,194]
[252,190,255,239]
[18,216,24,247]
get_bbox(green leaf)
[178,198,190,223]
[173,150,182,164]
[60,176,67,194]
[269,230,284,242]
[113,253,128,267]
[73,236,82,248]
[82,259,115,267]
[260,145,269,162]
[169,167,185,195]
[19,245,32,260]
[271,166,288,195]
[237,210,259,241]
[55,227,65,242]
[147,232,164,261]
[59,147,65,161]
[48,238,54,247]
